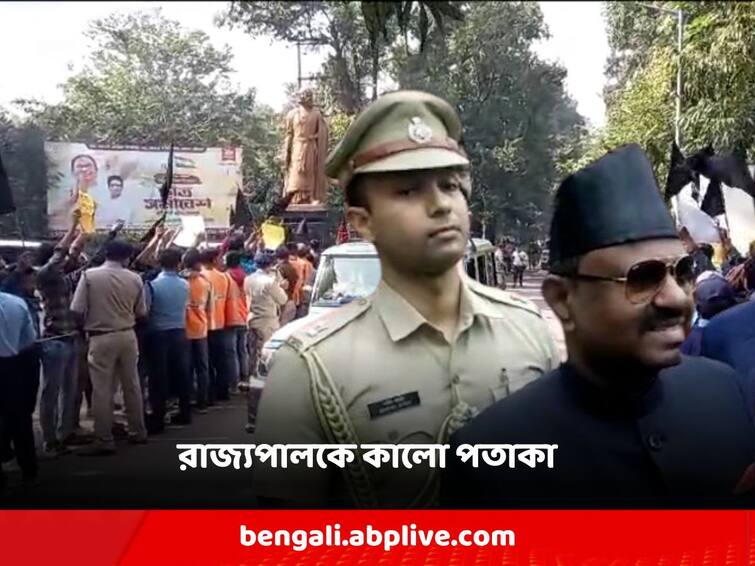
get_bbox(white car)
[255,238,499,380]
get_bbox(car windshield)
[312,255,381,306]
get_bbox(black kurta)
[442,356,755,508]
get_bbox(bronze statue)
[282,88,329,206]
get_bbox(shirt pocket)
[507,363,546,394]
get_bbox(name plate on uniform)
[368,392,420,419]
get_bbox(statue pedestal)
[281,204,331,246]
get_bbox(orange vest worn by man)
[185,271,212,340]
[200,248,232,402]
[290,256,311,307]
[225,272,248,328]
[181,248,213,411]
[224,266,249,388]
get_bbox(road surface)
[2,395,257,508]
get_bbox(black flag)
[160,143,174,208]
[232,188,253,228]
[700,178,726,218]
[665,141,696,199]
[689,144,755,198]
[0,150,15,214]
[228,205,236,227]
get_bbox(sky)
[0,1,609,127]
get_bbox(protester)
[253,90,559,508]
[682,232,717,279]
[36,213,91,456]
[443,144,755,507]
[681,273,738,356]
[0,289,40,490]
[286,242,306,316]
[275,245,298,326]
[699,272,755,409]
[224,251,249,392]
[717,228,743,276]
[182,248,211,414]
[144,247,191,433]
[200,248,232,403]
[1,266,41,337]
[70,239,148,455]
[293,244,314,318]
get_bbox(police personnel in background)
[253,90,560,509]
[443,144,755,508]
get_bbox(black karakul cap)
[548,144,678,267]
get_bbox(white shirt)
[243,269,288,329]
[513,250,528,267]
[96,195,134,227]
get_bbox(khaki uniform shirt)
[70,261,147,333]
[253,276,560,508]
[244,270,288,330]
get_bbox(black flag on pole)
[700,178,726,218]
[664,141,696,199]
[688,143,755,198]
[704,147,755,198]
[0,150,15,214]
[231,188,253,228]
[160,143,174,208]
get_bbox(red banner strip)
[0,510,752,565]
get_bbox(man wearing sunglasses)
[443,144,755,508]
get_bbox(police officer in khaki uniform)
[253,90,560,509]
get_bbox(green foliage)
[322,111,355,219]
[13,9,282,228]
[599,2,755,180]
[392,1,585,241]
[220,1,373,113]
[0,111,49,238]
[220,1,464,110]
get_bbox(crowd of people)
[493,239,542,288]
[0,211,318,490]
[679,232,755,358]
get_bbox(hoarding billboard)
[46,142,242,232]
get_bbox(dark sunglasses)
[569,255,695,304]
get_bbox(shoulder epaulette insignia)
[285,297,373,353]
[467,278,542,318]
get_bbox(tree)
[15,9,282,225]
[0,111,49,237]
[219,2,373,114]
[219,1,464,110]
[595,2,755,180]
[361,1,464,100]
[392,1,585,242]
